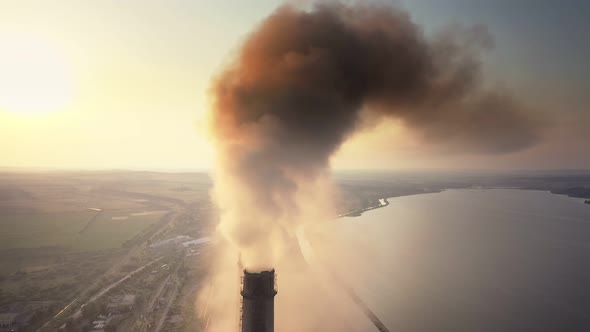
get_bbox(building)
[89,314,115,332]
[0,302,55,332]
[107,294,136,314]
[149,235,191,251]
[0,313,18,332]
[180,236,211,248]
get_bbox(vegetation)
[0,210,162,252]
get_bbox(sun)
[0,32,73,114]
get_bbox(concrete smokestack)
[240,269,277,332]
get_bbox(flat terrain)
[0,169,588,331]
[0,170,214,331]
[0,171,213,252]
[0,209,164,252]
[1,169,588,256]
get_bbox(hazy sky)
[0,0,588,170]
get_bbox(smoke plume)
[208,1,542,270]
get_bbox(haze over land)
[1,1,590,332]
[1,170,590,331]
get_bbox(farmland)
[0,209,166,252]
[0,171,213,249]
[0,170,214,327]
[0,169,479,331]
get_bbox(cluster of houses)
[89,314,112,332]
[0,301,55,332]
[87,294,137,332]
[148,235,211,252]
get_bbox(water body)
[308,189,590,332]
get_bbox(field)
[1,170,588,330]
[0,171,213,315]
[74,209,166,251]
[0,171,213,252]
[0,209,165,252]
[1,210,94,251]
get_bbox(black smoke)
[209,1,544,267]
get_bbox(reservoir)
[307,189,590,332]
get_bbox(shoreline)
[336,186,590,220]
[336,198,389,218]
[336,189,443,219]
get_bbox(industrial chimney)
[240,269,277,332]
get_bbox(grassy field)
[0,171,208,253]
[0,209,163,252]
[71,209,164,251]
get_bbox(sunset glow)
[1,2,590,332]
[0,0,588,170]
[0,33,72,114]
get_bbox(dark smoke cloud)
[209,1,544,268]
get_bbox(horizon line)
[1,166,590,174]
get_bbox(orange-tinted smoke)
[208,1,543,269]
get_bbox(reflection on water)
[307,189,590,332]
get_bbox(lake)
[306,189,590,332]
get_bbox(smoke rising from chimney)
[208,1,543,270]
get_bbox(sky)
[0,0,588,171]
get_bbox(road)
[153,268,181,332]
[37,200,184,331]
[74,257,164,317]
[127,273,172,332]
[147,275,172,313]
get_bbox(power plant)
[240,269,277,332]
